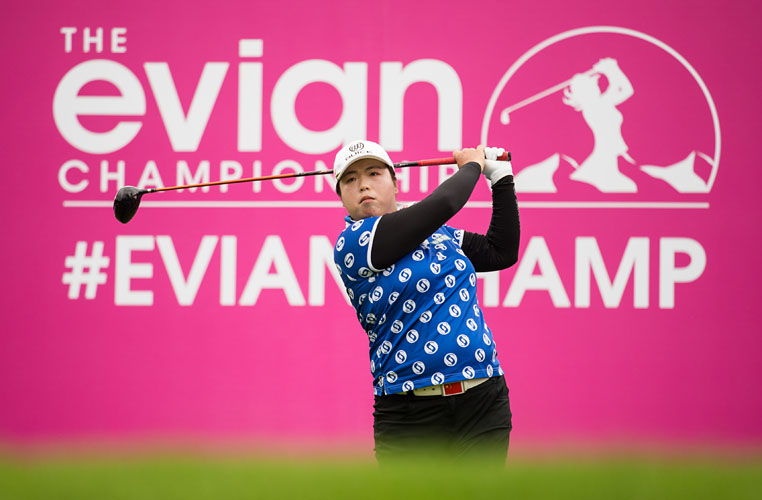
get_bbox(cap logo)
[349,142,365,152]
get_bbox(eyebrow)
[342,164,386,179]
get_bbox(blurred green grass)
[1,450,761,500]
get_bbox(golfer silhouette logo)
[482,26,720,198]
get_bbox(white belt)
[397,377,490,397]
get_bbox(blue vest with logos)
[334,215,503,395]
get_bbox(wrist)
[483,160,513,187]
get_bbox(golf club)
[113,150,511,223]
[499,69,596,125]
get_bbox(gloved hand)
[483,147,513,187]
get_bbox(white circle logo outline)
[480,26,721,192]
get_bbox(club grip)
[415,149,511,167]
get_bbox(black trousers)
[373,375,512,465]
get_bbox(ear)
[393,176,399,196]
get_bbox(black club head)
[113,186,148,224]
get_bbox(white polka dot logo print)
[467,318,478,331]
[487,364,494,377]
[459,289,469,301]
[433,293,445,304]
[457,334,470,348]
[430,262,441,274]
[455,259,467,271]
[462,366,476,379]
[412,361,425,374]
[388,291,399,305]
[381,340,392,354]
[395,350,407,364]
[436,252,447,261]
[431,372,445,385]
[390,320,404,334]
[437,322,451,335]
[386,371,398,383]
[412,250,425,261]
[449,304,461,317]
[351,221,363,231]
[383,264,395,276]
[399,268,412,282]
[365,313,376,324]
[419,311,432,323]
[359,231,371,246]
[344,253,355,268]
[402,380,415,392]
[336,237,345,251]
[444,275,456,288]
[406,330,419,343]
[483,333,492,346]
[469,273,476,286]
[416,279,430,293]
[475,348,486,362]
[402,299,416,313]
[370,286,383,302]
[444,353,458,367]
[424,340,438,354]
[359,267,373,278]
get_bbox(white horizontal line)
[64,200,710,209]
[515,202,710,209]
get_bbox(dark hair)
[336,166,397,196]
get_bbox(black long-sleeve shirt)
[369,162,520,271]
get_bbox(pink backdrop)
[2,0,760,452]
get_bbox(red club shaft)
[148,150,511,193]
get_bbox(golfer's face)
[339,159,398,220]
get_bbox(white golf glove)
[483,147,513,187]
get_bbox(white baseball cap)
[333,140,394,181]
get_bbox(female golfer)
[333,141,520,464]
[563,57,636,192]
